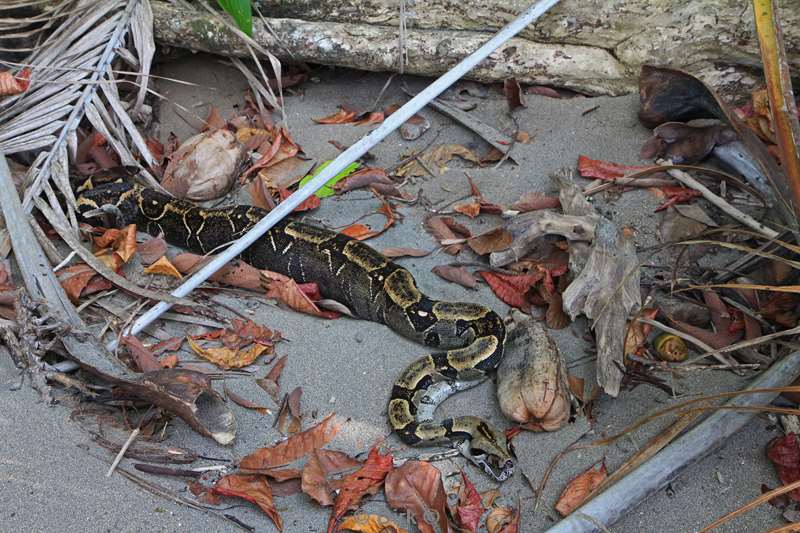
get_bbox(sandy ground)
[0,54,787,533]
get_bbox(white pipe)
[107,0,561,351]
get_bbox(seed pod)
[654,333,688,362]
[162,129,247,201]
[497,317,571,431]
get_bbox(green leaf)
[217,0,253,37]
[298,161,361,198]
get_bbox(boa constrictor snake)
[76,183,515,480]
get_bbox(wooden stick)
[545,350,800,533]
[106,428,139,478]
[658,161,779,239]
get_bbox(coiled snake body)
[77,183,514,480]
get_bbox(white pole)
[107,0,561,350]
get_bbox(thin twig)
[106,427,139,477]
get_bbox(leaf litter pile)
[2,2,800,532]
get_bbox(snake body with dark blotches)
[77,183,514,480]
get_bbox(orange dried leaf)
[468,227,513,255]
[120,335,162,373]
[432,265,478,289]
[453,199,481,218]
[214,474,283,531]
[262,274,339,319]
[340,223,375,240]
[57,264,106,304]
[187,337,269,369]
[239,413,339,472]
[337,514,409,533]
[486,505,520,533]
[313,108,358,124]
[555,461,607,516]
[143,256,183,279]
[479,271,544,310]
[158,354,179,369]
[380,247,431,258]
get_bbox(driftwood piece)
[150,1,799,95]
[546,349,800,532]
[0,153,236,445]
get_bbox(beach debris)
[257,355,288,403]
[214,474,283,531]
[641,122,737,165]
[653,333,688,362]
[767,433,800,502]
[338,514,409,533]
[327,446,394,533]
[0,68,31,96]
[432,265,479,289]
[396,143,480,178]
[503,78,526,112]
[384,461,450,533]
[486,504,520,533]
[453,471,485,532]
[301,449,362,506]
[554,461,608,516]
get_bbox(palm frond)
[0,0,161,223]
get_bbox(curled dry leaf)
[554,461,608,516]
[333,167,392,194]
[432,265,478,289]
[277,186,321,212]
[301,449,361,506]
[226,385,271,415]
[239,413,339,473]
[454,471,485,532]
[277,386,303,435]
[194,318,280,350]
[137,236,167,265]
[425,215,471,255]
[143,256,183,279]
[257,355,288,402]
[577,155,653,180]
[262,271,340,319]
[313,107,359,124]
[396,144,480,178]
[453,199,481,218]
[328,446,393,533]
[187,337,270,369]
[57,264,112,304]
[503,78,526,112]
[120,335,162,373]
[510,191,561,212]
[0,68,31,96]
[172,254,262,291]
[94,224,137,263]
[213,474,283,531]
[767,433,800,501]
[162,129,247,201]
[339,199,397,242]
[384,461,449,533]
[338,514,409,533]
[486,505,520,533]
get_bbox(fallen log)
[151,0,799,95]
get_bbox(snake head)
[75,182,139,226]
[456,419,515,481]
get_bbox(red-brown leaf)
[328,446,393,533]
[301,449,361,506]
[257,355,288,402]
[425,216,471,255]
[278,186,321,212]
[510,191,561,212]
[214,474,283,531]
[504,78,526,112]
[119,335,162,373]
[239,413,339,473]
[333,167,392,194]
[313,107,359,124]
[767,433,800,501]
[432,265,478,289]
[262,272,339,319]
[577,155,653,180]
[479,271,544,310]
[555,461,608,516]
[467,227,513,255]
[172,254,262,290]
[454,471,484,532]
[384,461,449,533]
[380,247,431,258]
[486,505,520,533]
[453,199,481,218]
[138,236,167,266]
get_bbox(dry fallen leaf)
[577,155,653,180]
[301,449,361,506]
[486,505,520,533]
[554,461,608,516]
[504,78,526,112]
[143,256,183,279]
[257,355,288,402]
[137,236,167,266]
[213,474,283,531]
[380,247,431,259]
[397,144,481,178]
[313,107,359,124]
[432,265,478,289]
[172,254,262,291]
[239,414,339,473]
[384,461,449,533]
[57,264,111,304]
[338,514,409,533]
[262,272,340,319]
[468,227,514,255]
[454,471,485,532]
[328,446,393,533]
[120,335,162,373]
[187,337,269,369]
[425,215,471,255]
[479,271,544,311]
[510,191,561,212]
